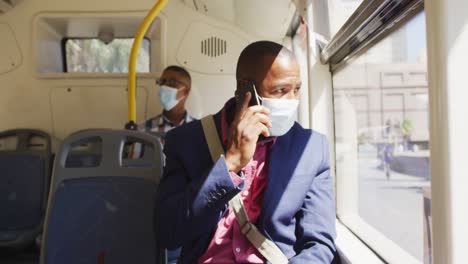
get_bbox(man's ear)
[234,80,242,99]
[176,86,189,101]
[180,86,190,96]
[234,87,241,105]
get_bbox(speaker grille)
[201,37,227,57]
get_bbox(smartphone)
[237,80,261,107]
[237,81,270,141]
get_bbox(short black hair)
[163,65,191,84]
[235,41,294,81]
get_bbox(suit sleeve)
[156,132,243,249]
[289,136,337,263]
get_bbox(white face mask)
[261,97,299,136]
[159,85,182,111]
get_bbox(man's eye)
[274,88,285,94]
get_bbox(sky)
[406,11,427,63]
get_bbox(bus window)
[333,11,429,262]
[64,38,150,73]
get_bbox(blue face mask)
[261,97,299,136]
[159,85,183,111]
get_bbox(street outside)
[358,155,430,261]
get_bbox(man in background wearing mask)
[139,65,195,143]
[156,41,337,263]
[135,65,194,263]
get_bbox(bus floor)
[0,244,39,264]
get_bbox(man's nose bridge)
[285,89,297,99]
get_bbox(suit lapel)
[260,123,311,226]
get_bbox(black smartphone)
[237,80,261,107]
[237,81,270,141]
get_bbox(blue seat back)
[0,129,51,247]
[45,177,157,263]
[41,129,163,264]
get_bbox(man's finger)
[248,105,270,115]
[243,119,271,139]
[239,92,251,116]
[260,124,271,138]
[240,112,270,132]
[253,122,270,138]
[251,112,272,128]
[242,105,270,122]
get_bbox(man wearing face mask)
[139,65,195,143]
[156,41,337,263]
[132,66,194,263]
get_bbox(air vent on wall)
[201,37,227,57]
[177,22,248,74]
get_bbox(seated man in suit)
[156,41,337,263]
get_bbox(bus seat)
[0,129,52,248]
[40,129,164,264]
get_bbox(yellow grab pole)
[127,0,168,129]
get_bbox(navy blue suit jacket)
[156,110,337,263]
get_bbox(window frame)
[322,0,424,71]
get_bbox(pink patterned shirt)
[198,99,275,263]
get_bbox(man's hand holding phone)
[225,92,272,172]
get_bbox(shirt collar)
[161,111,189,127]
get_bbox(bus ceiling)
[180,0,297,40]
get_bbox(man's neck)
[163,107,186,125]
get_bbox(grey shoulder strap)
[201,115,224,162]
[200,115,288,264]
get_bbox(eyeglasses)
[156,78,188,88]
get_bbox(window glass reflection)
[333,11,430,261]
